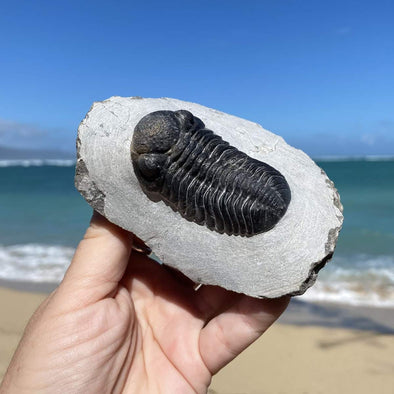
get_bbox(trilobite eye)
[136,153,167,181]
[175,109,204,133]
[174,110,194,128]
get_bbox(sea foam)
[0,159,75,167]
[313,155,394,162]
[300,255,394,307]
[0,244,74,283]
[0,244,393,307]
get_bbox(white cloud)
[0,118,73,152]
[0,119,46,139]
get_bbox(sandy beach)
[211,323,394,394]
[0,285,393,394]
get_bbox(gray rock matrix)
[75,96,343,298]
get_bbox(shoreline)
[0,278,58,294]
[280,298,394,333]
[0,278,393,333]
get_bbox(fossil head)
[131,110,203,192]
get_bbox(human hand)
[0,212,289,394]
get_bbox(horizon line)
[1,155,394,168]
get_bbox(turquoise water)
[322,160,394,257]
[0,165,89,246]
[0,160,393,306]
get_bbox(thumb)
[55,211,133,310]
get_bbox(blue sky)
[0,0,393,157]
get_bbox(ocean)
[0,159,393,307]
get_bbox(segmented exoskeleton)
[131,110,291,236]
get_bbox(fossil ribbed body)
[131,110,291,236]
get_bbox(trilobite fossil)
[131,110,291,236]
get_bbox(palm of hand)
[1,216,288,394]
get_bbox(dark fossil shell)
[131,110,291,236]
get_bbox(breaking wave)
[0,244,74,283]
[0,244,393,308]
[314,155,394,162]
[0,159,75,167]
[300,255,394,307]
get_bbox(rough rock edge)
[74,136,106,215]
[287,170,344,297]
